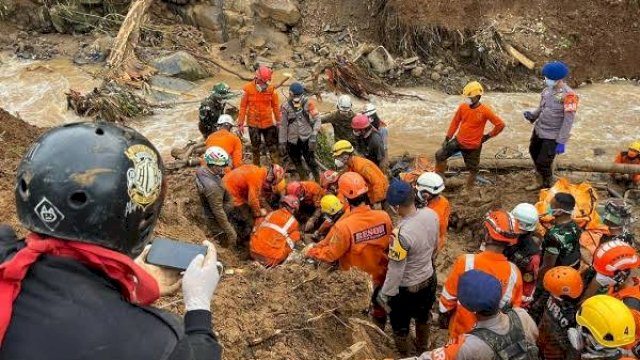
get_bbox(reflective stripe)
[438,301,449,313]
[464,254,475,271]
[500,262,518,307]
[441,287,456,301]
[259,214,297,249]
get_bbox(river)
[1,55,639,164]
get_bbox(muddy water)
[2,55,639,164]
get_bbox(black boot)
[393,334,411,356]
[415,322,431,354]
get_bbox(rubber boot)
[415,322,431,354]
[310,166,320,182]
[251,146,261,166]
[435,161,447,177]
[372,315,387,330]
[542,176,553,189]
[393,334,411,357]
[525,174,543,191]
[465,171,477,191]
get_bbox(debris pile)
[66,82,153,123]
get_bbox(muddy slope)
[383,0,640,84]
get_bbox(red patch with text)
[353,224,387,243]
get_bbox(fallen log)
[504,44,535,70]
[336,341,367,360]
[447,158,640,175]
[107,0,153,70]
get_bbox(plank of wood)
[504,44,535,70]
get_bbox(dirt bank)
[380,0,640,89]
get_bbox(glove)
[183,240,220,311]
[481,134,491,143]
[279,143,287,157]
[555,143,566,154]
[523,111,536,122]
[438,310,452,330]
[376,292,392,314]
[308,141,317,152]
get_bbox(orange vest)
[205,129,243,169]
[439,252,523,340]
[428,195,450,250]
[222,164,267,215]
[250,208,300,266]
[300,181,325,207]
[238,82,280,129]
[307,205,391,286]
[612,279,640,351]
[347,156,389,204]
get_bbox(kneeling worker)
[378,180,439,355]
[306,172,392,328]
[195,146,238,246]
[250,195,301,267]
[333,140,389,206]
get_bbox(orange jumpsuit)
[611,278,640,353]
[250,208,300,267]
[347,156,389,204]
[222,164,268,217]
[205,129,243,169]
[237,82,280,129]
[614,152,640,184]
[428,195,451,250]
[445,103,505,150]
[299,181,325,207]
[306,205,392,286]
[439,251,523,340]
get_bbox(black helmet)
[15,122,166,256]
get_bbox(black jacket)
[0,233,222,360]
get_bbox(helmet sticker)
[125,145,162,212]
[34,197,65,231]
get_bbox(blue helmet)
[289,82,304,95]
[458,270,503,313]
[541,61,569,81]
[386,179,413,206]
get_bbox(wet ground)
[1,54,639,165]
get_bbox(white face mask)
[595,272,617,287]
[464,98,474,105]
[334,158,345,169]
[479,242,486,252]
[545,78,557,88]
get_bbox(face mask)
[334,158,345,169]
[256,82,268,92]
[353,130,363,138]
[567,327,583,351]
[479,242,486,252]
[545,78,557,88]
[595,272,617,287]
[464,98,474,105]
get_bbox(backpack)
[470,309,540,360]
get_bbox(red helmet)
[320,170,339,189]
[593,240,640,277]
[351,114,371,130]
[281,195,300,212]
[483,209,520,245]
[255,65,273,82]
[286,181,305,199]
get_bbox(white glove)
[183,240,220,311]
[595,272,617,287]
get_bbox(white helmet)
[337,95,352,111]
[203,146,230,166]
[363,103,377,116]
[511,203,539,232]
[415,172,445,200]
[217,114,235,126]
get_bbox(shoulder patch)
[388,228,407,261]
[564,92,579,112]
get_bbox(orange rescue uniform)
[250,208,300,266]
[299,181,325,207]
[439,252,523,339]
[347,156,389,204]
[307,205,391,286]
[428,195,451,250]
[222,164,267,216]
[205,129,243,169]
[611,278,640,353]
[614,152,640,184]
[237,82,280,129]
[446,103,505,150]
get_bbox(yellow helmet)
[332,140,354,157]
[462,81,484,97]
[628,141,640,153]
[274,179,287,195]
[576,295,636,348]
[320,194,344,216]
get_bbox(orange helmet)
[593,240,640,277]
[543,266,584,299]
[320,170,339,189]
[483,209,520,245]
[286,181,305,199]
[268,164,285,185]
[338,172,369,199]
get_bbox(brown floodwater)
[1,55,639,165]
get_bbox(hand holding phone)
[134,244,182,296]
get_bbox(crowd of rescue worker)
[1,59,639,360]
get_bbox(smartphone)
[146,238,208,271]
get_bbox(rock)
[151,51,208,81]
[318,46,330,57]
[441,67,449,76]
[247,34,266,48]
[411,66,425,78]
[431,72,441,81]
[253,0,301,26]
[433,63,444,72]
[366,46,395,74]
[228,0,255,16]
[191,4,225,42]
[459,48,472,58]
[294,68,311,80]
[150,75,196,93]
[73,35,112,64]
